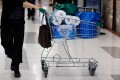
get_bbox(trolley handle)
[89,58,98,63]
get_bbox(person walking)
[27,0,36,20]
[1,0,41,78]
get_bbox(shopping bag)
[76,12,101,38]
[38,13,52,48]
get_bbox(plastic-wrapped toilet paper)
[57,24,73,37]
[65,15,73,25]
[52,16,62,25]
[65,16,80,26]
[52,10,66,25]
[55,10,66,20]
[71,16,80,26]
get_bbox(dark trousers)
[68,0,78,6]
[1,23,25,63]
[27,0,35,18]
[73,0,78,6]
[68,0,72,3]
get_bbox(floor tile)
[32,19,40,24]
[102,47,120,58]
[24,32,38,43]
[111,75,120,80]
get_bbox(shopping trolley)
[40,13,99,78]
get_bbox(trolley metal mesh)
[41,13,99,78]
[49,15,100,40]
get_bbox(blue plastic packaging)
[76,12,100,38]
[51,25,75,39]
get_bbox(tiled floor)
[0,0,120,80]
[24,32,38,43]
[111,75,120,80]
[102,47,120,58]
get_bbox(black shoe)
[32,17,35,20]
[14,70,21,78]
[12,61,21,78]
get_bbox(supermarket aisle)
[0,0,120,80]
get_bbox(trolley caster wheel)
[88,62,97,76]
[41,60,45,71]
[44,66,48,78]
[43,63,48,77]
[90,68,95,76]
[44,72,48,78]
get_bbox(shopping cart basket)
[40,13,99,78]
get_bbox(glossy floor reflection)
[111,75,120,80]
[102,47,120,58]
[24,32,38,43]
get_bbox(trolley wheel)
[43,63,48,78]
[88,62,97,76]
[41,60,45,71]
[90,68,95,76]
[44,72,48,78]
[44,67,48,78]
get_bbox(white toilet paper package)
[71,16,80,26]
[55,10,66,19]
[57,24,75,39]
[65,15,80,26]
[52,10,66,25]
[65,15,73,25]
[52,16,62,25]
[50,10,80,39]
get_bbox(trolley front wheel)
[43,63,49,78]
[88,62,97,76]
[90,68,95,76]
[41,60,45,71]
[44,72,48,78]
[44,67,48,78]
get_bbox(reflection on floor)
[102,47,120,58]
[112,75,120,80]
[24,32,38,43]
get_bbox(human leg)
[68,0,73,4]
[0,24,20,77]
[28,8,31,19]
[73,0,77,6]
[12,23,25,78]
[31,0,36,20]
[1,24,14,58]
[31,8,35,20]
